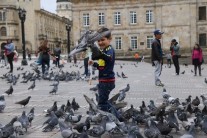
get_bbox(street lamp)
[18,8,28,65]
[3,8,8,36]
[66,24,71,62]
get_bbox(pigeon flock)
[0,60,207,138]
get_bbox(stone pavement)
[0,59,207,138]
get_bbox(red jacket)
[192,48,203,62]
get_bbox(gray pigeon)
[180,122,195,138]
[0,95,6,112]
[4,85,13,96]
[28,80,35,90]
[58,120,73,138]
[118,90,126,102]
[13,121,24,136]
[201,115,207,134]
[27,107,35,126]
[88,116,107,137]
[49,85,58,95]
[65,114,82,123]
[119,84,130,93]
[0,117,18,138]
[44,101,58,116]
[18,111,30,132]
[42,111,58,132]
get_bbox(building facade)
[72,0,207,57]
[0,0,71,55]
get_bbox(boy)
[88,27,123,121]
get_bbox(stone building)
[0,0,71,55]
[71,0,207,57]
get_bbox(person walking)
[134,52,139,63]
[37,40,53,75]
[82,49,89,77]
[53,44,61,67]
[151,29,164,87]
[192,43,203,76]
[170,39,180,75]
[88,27,124,121]
[4,39,15,73]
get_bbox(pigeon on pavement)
[0,95,6,112]
[15,96,31,107]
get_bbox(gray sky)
[41,0,56,13]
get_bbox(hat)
[171,39,176,42]
[154,30,164,35]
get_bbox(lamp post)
[66,24,71,62]
[3,8,8,36]
[18,8,27,65]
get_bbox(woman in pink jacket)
[192,43,203,76]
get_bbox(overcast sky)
[41,0,56,13]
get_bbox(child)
[192,43,203,76]
[88,27,123,121]
[166,53,172,68]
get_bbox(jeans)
[7,53,14,72]
[42,58,50,74]
[55,55,60,67]
[84,57,89,76]
[172,55,180,75]
[153,60,162,85]
[98,82,121,119]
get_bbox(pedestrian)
[82,49,89,76]
[4,39,15,73]
[151,29,164,87]
[134,52,139,63]
[88,27,124,121]
[36,40,54,75]
[166,53,172,68]
[192,43,203,76]
[170,39,180,75]
[141,55,145,62]
[73,54,77,64]
[53,44,61,67]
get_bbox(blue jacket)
[5,43,14,55]
[93,45,115,82]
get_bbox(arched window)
[0,27,7,36]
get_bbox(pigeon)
[15,96,31,107]
[13,120,24,136]
[192,96,200,106]
[89,84,98,91]
[166,110,179,132]
[42,111,58,132]
[121,72,128,78]
[50,80,59,87]
[200,95,207,106]
[144,119,161,138]
[205,78,207,84]
[181,70,185,74]
[18,111,30,132]
[0,95,6,112]
[58,120,74,138]
[201,115,207,134]
[44,101,58,116]
[202,105,207,115]
[65,100,72,113]
[72,98,80,111]
[0,116,18,138]
[55,104,65,118]
[73,117,91,133]
[180,122,195,138]
[28,80,35,90]
[119,84,130,93]
[4,85,13,96]
[88,116,107,137]
[191,69,194,73]
[116,72,121,78]
[27,107,35,126]
[80,126,89,138]
[49,85,58,95]
[65,114,82,124]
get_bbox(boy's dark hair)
[97,27,111,39]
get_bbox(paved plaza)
[0,59,207,138]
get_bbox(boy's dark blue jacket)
[92,45,115,82]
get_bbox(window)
[147,36,153,48]
[2,12,6,21]
[199,33,206,47]
[115,37,122,50]
[98,13,105,26]
[130,11,137,24]
[83,13,90,26]
[0,27,7,36]
[146,10,153,23]
[114,12,121,25]
[131,36,138,49]
[199,6,206,20]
